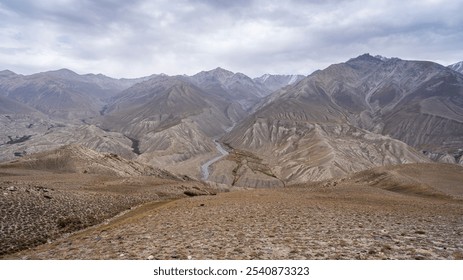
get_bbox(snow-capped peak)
[288,74,299,85]
[374,55,390,62]
[448,61,463,74]
[260,74,271,83]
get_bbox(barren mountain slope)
[0,96,41,115]
[0,70,169,163]
[0,117,136,162]
[313,55,463,155]
[342,163,463,199]
[254,74,305,92]
[1,144,178,178]
[98,69,304,181]
[0,69,151,120]
[1,69,265,178]
[449,61,463,74]
[189,68,270,110]
[243,55,463,166]
[99,75,247,178]
[218,56,443,184]
[0,147,217,256]
[102,75,245,136]
[222,117,428,184]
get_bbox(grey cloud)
[189,0,254,9]
[0,0,462,78]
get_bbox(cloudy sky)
[1,0,462,78]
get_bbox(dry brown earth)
[3,163,462,260]
[0,168,214,256]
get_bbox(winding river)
[200,139,229,181]
[200,124,236,181]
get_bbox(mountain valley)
[1,55,463,259]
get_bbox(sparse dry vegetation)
[2,163,462,260]
[0,166,215,257]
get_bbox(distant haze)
[1,0,462,78]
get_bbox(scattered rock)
[3,183,462,260]
[184,189,207,197]
[43,195,52,199]
[7,186,17,192]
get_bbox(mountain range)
[1,55,463,186]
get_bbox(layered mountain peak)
[0,68,158,120]
[211,66,234,75]
[345,53,386,72]
[188,67,271,109]
[347,53,382,62]
[220,54,463,184]
[193,67,235,84]
[345,54,407,70]
[254,74,305,92]
[191,67,264,90]
[42,68,81,80]
[0,70,18,79]
[448,61,463,74]
[374,55,391,61]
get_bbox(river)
[200,139,229,181]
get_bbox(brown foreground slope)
[0,168,217,257]
[4,163,462,260]
[0,146,220,256]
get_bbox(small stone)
[147,255,154,260]
[7,186,17,192]
[43,195,52,199]
[119,253,125,257]
[200,204,205,207]
[415,249,432,255]
[184,190,205,197]
[187,255,192,260]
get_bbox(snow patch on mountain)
[449,61,463,74]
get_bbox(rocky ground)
[0,168,215,256]
[4,179,462,260]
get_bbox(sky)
[1,0,463,78]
